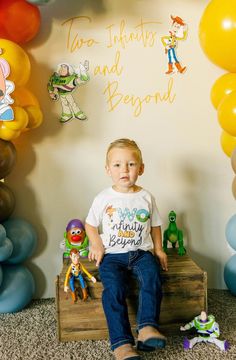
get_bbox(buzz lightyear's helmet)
[66,219,85,232]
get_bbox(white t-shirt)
[86,187,162,254]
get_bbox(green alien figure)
[163,210,186,256]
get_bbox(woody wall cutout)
[161,15,188,75]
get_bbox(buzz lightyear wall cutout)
[47,60,90,124]
[0,52,15,121]
[161,16,188,75]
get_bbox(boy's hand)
[88,243,105,267]
[154,249,168,271]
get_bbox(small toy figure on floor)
[64,248,96,302]
[180,311,230,351]
[163,210,186,256]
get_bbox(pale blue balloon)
[2,218,37,264]
[0,265,35,313]
[0,237,13,262]
[224,254,236,296]
[225,214,236,251]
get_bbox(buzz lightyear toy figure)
[180,311,229,351]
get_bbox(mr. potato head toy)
[60,219,89,258]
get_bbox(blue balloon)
[2,218,37,264]
[225,214,236,251]
[0,237,13,262]
[0,265,35,313]
[0,224,6,246]
[224,254,236,296]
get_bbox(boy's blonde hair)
[106,138,143,165]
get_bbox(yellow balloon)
[12,87,39,107]
[220,131,236,157]
[0,39,31,86]
[211,73,236,109]
[199,0,236,72]
[5,106,29,131]
[25,105,43,129]
[218,91,236,136]
[0,123,21,141]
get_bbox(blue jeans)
[99,250,163,350]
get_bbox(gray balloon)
[232,176,236,199]
[231,148,236,173]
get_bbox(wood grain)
[56,249,207,341]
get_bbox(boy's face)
[106,147,144,192]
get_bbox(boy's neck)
[112,185,142,193]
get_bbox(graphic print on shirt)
[105,204,150,249]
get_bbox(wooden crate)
[55,249,207,341]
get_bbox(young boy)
[85,138,168,360]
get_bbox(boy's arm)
[151,226,168,271]
[85,223,105,267]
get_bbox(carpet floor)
[0,289,235,360]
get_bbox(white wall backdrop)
[6,0,235,298]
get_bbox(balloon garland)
[0,0,49,313]
[199,0,236,295]
[1,0,235,308]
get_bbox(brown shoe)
[137,326,166,351]
[113,344,140,360]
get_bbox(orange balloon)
[12,87,39,107]
[218,91,236,136]
[24,105,43,129]
[0,0,41,44]
[211,73,236,110]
